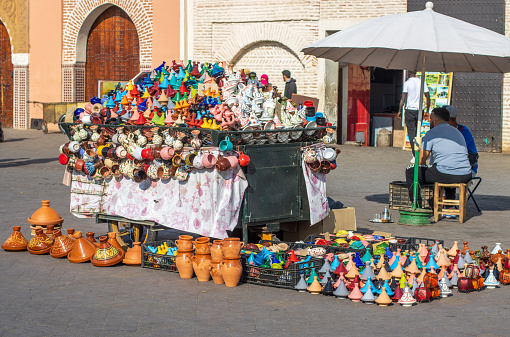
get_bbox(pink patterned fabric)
[101,167,248,239]
[302,160,329,225]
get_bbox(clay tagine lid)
[90,236,123,267]
[27,228,54,254]
[123,242,142,266]
[50,229,75,258]
[68,231,97,263]
[28,200,64,226]
[1,226,28,251]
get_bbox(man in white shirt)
[398,71,431,160]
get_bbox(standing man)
[282,70,297,99]
[398,71,431,163]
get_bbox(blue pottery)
[425,256,439,271]
[381,279,394,296]
[306,269,319,285]
[177,67,186,80]
[330,256,340,271]
[353,252,364,268]
[360,277,375,294]
[385,247,393,259]
[253,252,265,266]
[159,76,170,90]
[106,96,116,109]
[390,257,400,271]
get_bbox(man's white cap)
[445,105,457,118]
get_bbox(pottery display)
[90,236,124,267]
[175,235,194,250]
[192,253,212,282]
[123,242,142,265]
[50,229,75,258]
[2,226,28,251]
[222,237,244,259]
[221,257,242,287]
[211,240,224,261]
[176,250,195,279]
[193,237,211,254]
[27,228,54,254]
[68,231,97,263]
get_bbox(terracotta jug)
[107,232,125,258]
[175,235,194,250]
[86,232,98,246]
[222,237,245,259]
[221,257,243,287]
[123,242,142,266]
[210,261,225,284]
[50,229,75,258]
[68,231,97,263]
[176,250,195,279]
[193,237,211,254]
[27,228,54,254]
[2,226,28,251]
[28,200,64,227]
[192,253,212,282]
[211,240,223,262]
[91,236,123,267]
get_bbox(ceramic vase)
[211,240,224,261]
[176,250,195,279]
[221,257,242,287]
[123,242,142,266]
[90,236,124,267]
[193,237,211,254]
[222,237,244,259]
[192,253,212,282]
[1,226,28,251]
[175,235,194,250]
[68,231,97,263]
[210,261,225,284]
[27,228,54,254]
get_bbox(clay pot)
[414,287,432,302]
[45,224,55,237]
[176,250,195,279]
[1,226,28,251]
[193,237,212,254]
[27,228,54,254]
[500,270,510,285]
[123,242,142,266]
[28,200,64,227]
[175,235,194,250]
[90,236,124,267]
[86,232,98,246]
[192,253,212,282]
[210,261,225,284]
[211,240,223,262]
[222,237,244,259]
[50,229,75,258]
[221,257,243,287]
[68,231,97,263]
[215,157,231,171]
[107,232,125,258]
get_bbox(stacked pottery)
[221,237,244,287]
[175,235,195,279]
[192,237,212,282]
[27,200,63,235]
[210,240,225,284]
[1,226,28,251]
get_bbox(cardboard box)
[322,207,357,232]
[393,129,405,148]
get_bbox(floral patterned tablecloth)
[302,160,329,225]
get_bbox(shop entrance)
[0,21,13,128]
[85,6,140,99]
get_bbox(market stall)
[57,60,338,244]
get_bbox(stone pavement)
[1,128,510,337]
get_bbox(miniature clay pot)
[107,232,125,258]
[222,237,245,259]
[192,253,212,282]
[123,242,142,266]
[27,228,54,254]
[211,240,224,262]
[175,235,194,250]
[221,257,242,287]
[68,231,97,263]
[90,236,123,267]
[1,226,29,251]
[210,261,225,284]
[50,229,75,258]
[28,200,64,227]
[176,250,195,279]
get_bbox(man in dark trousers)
[282,70,297,99]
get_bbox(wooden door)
[0,21,13,128]
[85,6,140,100]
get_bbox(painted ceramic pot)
[90,236,123,267]
[499,270,510,285]
[173,138,184,151]
[175,167,189,181]
[147,164,159,180]
[157,165,171,180]
[83,149,97,163]
[193,152,205,169]
[185,152,197,166]
[50,229,75,258]
[151,128,163,146]
[86,232,98,246]
[69,141,81,153]
[225,155,239,169]
[175,235,194,250]
[160,146,175,161]
[68,231,97,263]
[107,232,125,259]
[1,226,28,251]
[27,228,54,255]
[210,261,225,284]
[308,160,322,173]
[221,257,242,287]
[303,149,317,163]
[115,146,127,159]
[222,238,244,259]
[172,154,183,167]
[176,250,195,279]
[192,253,212,282]
[202,153,217,169]
[190,130,202,150]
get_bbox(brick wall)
[503,1,510,151]
[319,0,406,19]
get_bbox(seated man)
[445,105,478,175]
[405,107,472,205]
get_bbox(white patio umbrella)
[303,1,510,212]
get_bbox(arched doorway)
[85,6,140,100]
[0,21,13,128]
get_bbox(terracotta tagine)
[375,287,393,307]
[221,257,243,287]
[2,226,28,251]
[90,236,123,267]
[193,237,212,254]
[175,235,194,250]
[210,261,225,284]
[68,231,97,263]
[107,232,125,258]
[27,228,54,254]
[222,237,245,259]
[123,242,142,266]
[28,200,64,227]
[192,253,212,282]
[211,240,224,261]
[50,229,75,258]
[86,232,98,246]
[176,250,195,279]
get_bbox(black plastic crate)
[408,237,444,251]
[242,254,323,289]
[142,240,178,272]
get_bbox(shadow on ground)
[0,157,56,168]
